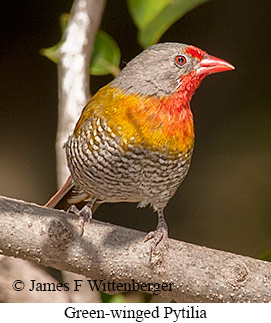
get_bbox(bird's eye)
[174,55,187,67]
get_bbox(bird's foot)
[67,204,92,236]
[144,223,169,264]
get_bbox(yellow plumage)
[74,83,194,158]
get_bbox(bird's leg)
[68,199,96,236]
[144,209,169,262]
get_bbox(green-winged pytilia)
[46,43,234,261]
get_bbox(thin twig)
[56,0,106,187]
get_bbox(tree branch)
[56,0,106,187]
[1,195,270,302]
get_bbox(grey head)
[110,42,206,97]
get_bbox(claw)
[143,209,169,263]
[67,204,93,236]
[67,204,80,216]
[144,230,155,243]
[144,226,169,263]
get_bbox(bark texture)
[0,195,270,302]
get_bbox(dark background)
[1,0,270,258]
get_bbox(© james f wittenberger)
[27,279,173,295]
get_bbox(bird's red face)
[184,45,234,77]
[172,45,234,102]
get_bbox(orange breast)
[74,83,194,157]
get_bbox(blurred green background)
[1,0,270,259]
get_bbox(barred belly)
[65,117,193,210]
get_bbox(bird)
[46,42,234,261]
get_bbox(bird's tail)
[45,175,98,212]
[45,175,74,208]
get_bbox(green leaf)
[59,13,70,33]
[127,0,169,29]
[128,0,209,48]
[41,28,121,77]
[100,292,126,303]
[90,31,121,77]
[40,13,69,63]
[108,294,126,303]
[40,12,120,77]
[40,42,61,64]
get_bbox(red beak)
[197,55,235,76]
